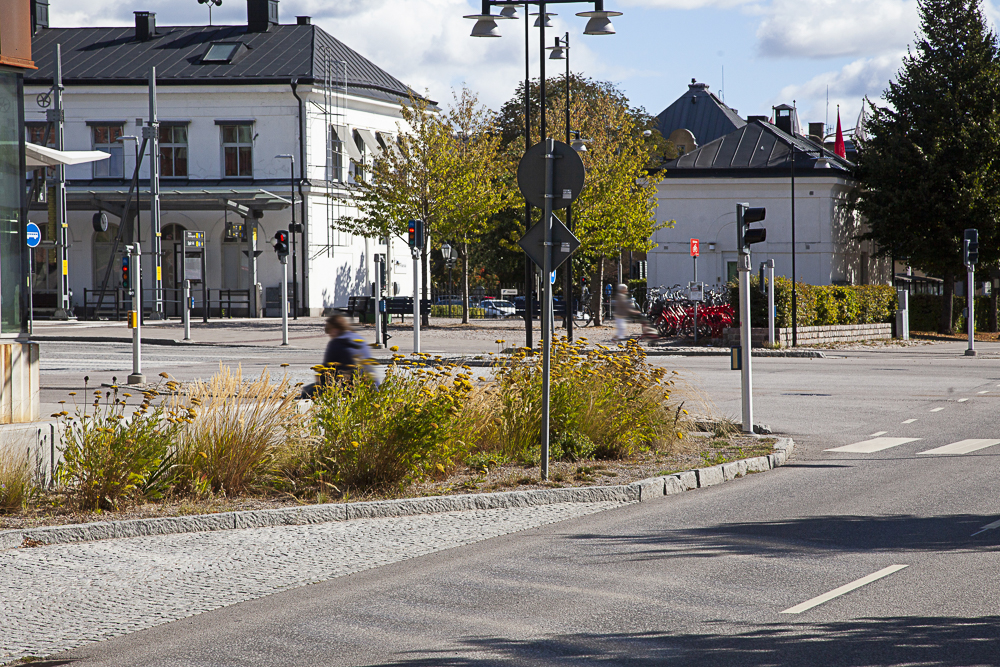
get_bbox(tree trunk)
[940,273,955,334]
[461,242,470,325]
[591,256,605,326]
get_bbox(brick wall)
[723,323,892,347]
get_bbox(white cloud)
[774,52,903,130]
[619,0,757,9]
[756,0,918,59]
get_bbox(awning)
[377,131,402,159]
[336,126,363,162]
[25,142,110,168]
[355,129,382,158]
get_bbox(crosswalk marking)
[825,437,920,453]
[972,518,1000,537]
[930,407,944,412]
[917,439,1000,456]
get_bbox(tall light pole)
[276,154,298,319]
[548,32,576,340]
[466,0,621,481]
[466,0,620,350]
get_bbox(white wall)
[648,175,890,291]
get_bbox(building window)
[221,124,253,177]
[91,124,124,178]
[352,130,366,183]
[330,125,344,183]
[159,124,188,178]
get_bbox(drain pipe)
[291,79,310,315]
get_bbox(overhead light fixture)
[577,2,622,36]
[570,131,590,153]
[496,3,519,19]
[531,12,556,28]
[465,13,502,37]
[547,44,566,59]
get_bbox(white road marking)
[902,419,917,424]
[868,431,887,437]
[918,439,1000,456]
[958,398,969,403]
[972,519,1000,537]
[825,437,920,453]
[780,565,909,614]
[978,391,989,394]
[929,407,945,412]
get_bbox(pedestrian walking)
[612,283,654,343]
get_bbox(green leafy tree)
[854,0,1000,332]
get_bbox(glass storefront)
[0,68,27,336]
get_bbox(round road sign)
[26,222,41,248]
[517,139,585,210]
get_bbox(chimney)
[134,11,156,41]
[296,16,311,25]
[31,0,50,33]
[808,122,825,143]
[747,115,768,123]
[248,0,280,33]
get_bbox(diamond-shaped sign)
[518,214,581,271]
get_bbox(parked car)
[482,299,516,318]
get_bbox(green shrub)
[430,305,487,318]
[56,384,183,510]
[909,294,994,332]
[729,277,897,327]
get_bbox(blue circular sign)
[25,222,41,248]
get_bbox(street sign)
[25,222,41,248]
[688,281,704,302]
[501,288,518,297]
[516,140,585,210]
[690,238,699,257]
[518,214,581,271]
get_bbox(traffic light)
[737,204,767,254]
[272,229,289,258]
[121,255,130,290]
[964,228,979,266]
[408,219,424,249]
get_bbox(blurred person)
[613,283,654,343]
[301,313,376,398]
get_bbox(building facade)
[23,0,419,320]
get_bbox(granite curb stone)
[0,438,793,550]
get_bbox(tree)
[854,0,1000,333]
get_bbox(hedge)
[909,295,994,332]
[728,277,898,328]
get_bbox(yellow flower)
[351,441,360,448]
[390,346,399,352]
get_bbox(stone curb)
[0,438,793,551]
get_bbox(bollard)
[183,279,191,341]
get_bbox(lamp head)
[548,45,566,60]
[496,4,519,19]
[531,12,556,28]
[576,7,622,35]
[465,14,502,37]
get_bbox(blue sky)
[52,0,999,138]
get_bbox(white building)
[650,84,889,291]
[23,0,418,319]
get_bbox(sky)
[48,0,1000,139]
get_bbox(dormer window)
[202,42,242,64]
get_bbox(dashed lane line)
[780,565,909,614]
[917,439,1000,456]
[978,391,990,394]
[930,407,945,412]
[868,431,887,438]
[958,399,969,403]
[902,419,918,424]
[825,437,920,454]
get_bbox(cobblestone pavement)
[0,501,626,664]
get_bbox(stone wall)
[723,323,892,347]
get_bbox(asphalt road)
[40,341,1000,666]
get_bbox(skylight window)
[202,42,241,63]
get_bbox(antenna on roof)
[198,0,223,27]
[721,65,725,103]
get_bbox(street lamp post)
[276,154,298,320]
[467,0,620,350]
[442,243,458,317]
[548,32,577,340]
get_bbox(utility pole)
[52,44,70,320]
[126,244,144,384]
[147,66,163,319]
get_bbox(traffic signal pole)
[127,244,144,385]
[736,203,766,433]
[280,256,289,346]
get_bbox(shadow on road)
[567,514,1000,560]
[376,616,1000,666]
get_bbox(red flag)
[834,107,846,158]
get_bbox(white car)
[481,299,516,319]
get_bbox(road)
[21,337,1000,666]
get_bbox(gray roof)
[25,24,418,103]
[660,120,854,176]
[655,81,745,147]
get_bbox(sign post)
[964,228,979,356]
[517,139,584,480]
[690,238,700,343]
